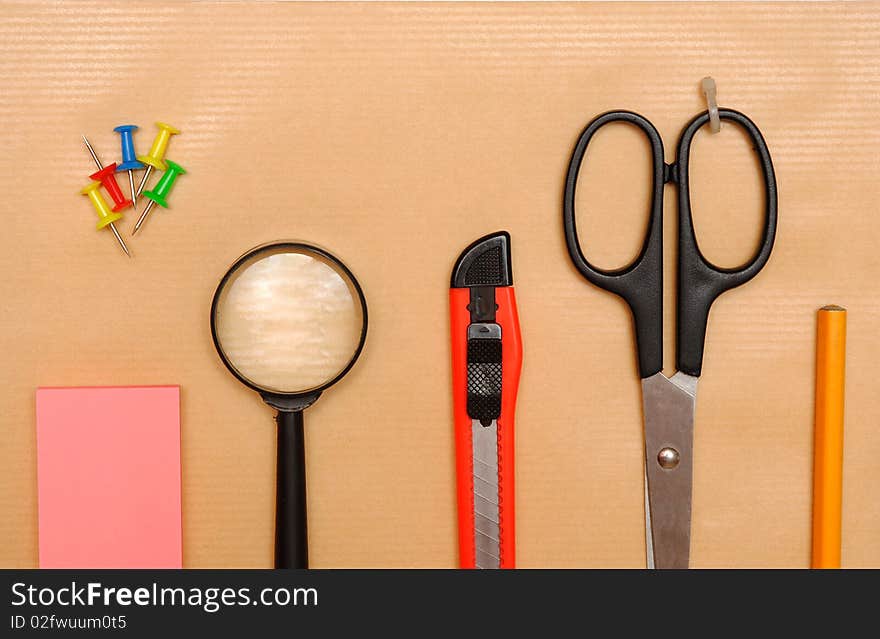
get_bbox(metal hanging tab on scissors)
[563,107,778,568]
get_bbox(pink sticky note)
[36,386,182,568]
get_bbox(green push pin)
[132,160,186,235]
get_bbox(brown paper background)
[1,1,878,568]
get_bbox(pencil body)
[811,306,846,568]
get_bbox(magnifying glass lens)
[213,245,365,395]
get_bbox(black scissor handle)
[675,108,777,376]
[563,111,665,378]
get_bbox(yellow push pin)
[80,182,132,257]
[136,122,180,198]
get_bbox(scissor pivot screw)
[657,447,680,469]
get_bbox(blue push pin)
[114,125,144,212]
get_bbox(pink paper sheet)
[36,386,182,568]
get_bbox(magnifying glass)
[210,241,368,568]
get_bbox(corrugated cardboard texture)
[1,1,878,567]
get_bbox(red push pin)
[82,135,131,212]
[89,163,132,212]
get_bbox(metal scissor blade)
[472,418,500,569]
[641,371,698,569]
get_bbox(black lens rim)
[210,241,368,399]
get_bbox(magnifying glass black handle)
[275,410,308,568]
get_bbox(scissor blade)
[472,418,500,569]
[641,371,697,569]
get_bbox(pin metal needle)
[109,222,132,257]
[136,166,153,199]
[132,200,154,236]
[82,135,103,171]
[128,169,137,212]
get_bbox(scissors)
[563,108,777,568]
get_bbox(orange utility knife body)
[450,231,522,569]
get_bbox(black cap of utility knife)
[450,231,513,288]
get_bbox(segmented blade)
[472,419,500,569]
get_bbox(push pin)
[136,122,181,199]
[132,160,186,235]
[90,163,132,212]
[113,125,144,211]
[82,135,132,211]
[80,182,132,257]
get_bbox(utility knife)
[449,231,522,569]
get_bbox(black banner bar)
[0,569,870,636]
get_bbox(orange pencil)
[811,305,846,568]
